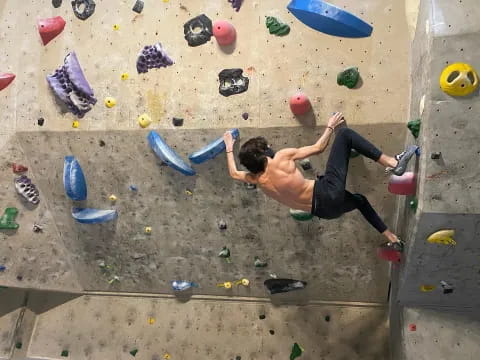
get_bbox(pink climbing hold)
[213,20,236,46]
[388,172,416,195]
[0,73,15,91]
[289,93,311,115]
[377,245,401,263]
[37,16,66,46]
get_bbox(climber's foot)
[391,145,419,176]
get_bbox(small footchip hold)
[132,0,144,14]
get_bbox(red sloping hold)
[37,16,66,46]
[0,73,15,91]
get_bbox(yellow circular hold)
[109,194,117,202]
[104,97,117,108]
[113,24,120,31]
[163,354,170,360]
[148,317,155,325]
[224,281,232,289]
[72,120,79,128]
[241,278,250,287]
[138,113,152,128]
[439,62,479,96]
[185,189,193,196]
[145,226,152,234]
[121,72,129,81]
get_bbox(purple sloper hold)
[136,42,174,74]
[228,0,243,11]
[47,52,97,118]
[14,175,40,205]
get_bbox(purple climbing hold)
[14,175,40,205]
[242,112,249,120]
[47,52,97,118]
[228,0,243,12]
[136,43,174,74]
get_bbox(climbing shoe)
[392,145,419,176]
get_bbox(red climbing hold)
[12,163,28,174]
[377,245,401,263]
[289,93,311,115]
[388,172,416,195]
[0,73,15,91]
[408,323,417,331]
[37,16,66,46]
[213,20,236,46]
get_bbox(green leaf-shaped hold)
[407,118,421,138]
[266,16,290,36]
[337,67,360,89]
[130,349,138,357]
[290,343,304,360]
[0,208,19,230]
[289,209,314,221]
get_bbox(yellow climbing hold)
[121,72,129,81]
[217,281,232,289]
[109,194,117,202]
[440,63,479,96]
[427,230,456,245]
[185,189,193,196]
[163,354,170,360]
[235,278,250,287]
[145,226,152,234]
[113,24,120,31]
[148,317,155,325]
[104,97,116,108]
[72,120,79,128]
[138,113,152,128]
[420,285,436,292]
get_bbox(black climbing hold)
[218,220,227,230]
[173,117,184,127]
[184,14,213,47]
[52,0,62,8]
[219,69,249,97]
[235,356,241,360]
[242,112,249,120]
[37,118,45,126]
[431,152,441,159]
[264,278,307,295]
[259,314,266,320]
[299,158,312,171]
[71,0,96,21]
[132,0,144,14]
[99,140,106,147]
[269,330,275,335]
[16,275,23,281]
[325,315,330,322]
[61,350,69,357]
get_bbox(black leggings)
[311,128,388,233]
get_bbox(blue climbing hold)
[71,208,118,224]
[147,131,196,176]
[63,156,87,201]
[188,129,240,164]
[287,0,373,38]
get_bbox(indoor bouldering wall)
[0,0,410,302]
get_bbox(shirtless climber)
[223,112,419,251]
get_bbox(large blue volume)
[72,208,118,224]
[287,0,373,38]
[188,128,240,164]
[147,131,196,176]
[63,156,87,201]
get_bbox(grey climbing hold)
[219,69,249,97]
[53,0,62,8]
[299,158,312,171]
[431,152,441,159]
[218,220,227,230]
[71,0,96,21]
[132,0,144,13]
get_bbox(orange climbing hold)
[37,16,66,46]
[0,73,15,91]
[213,20,236,46]
[388,172,416,195]
[289,93,311,115]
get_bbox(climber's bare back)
[250,150,314,212]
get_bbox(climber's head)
[239,137,270,174]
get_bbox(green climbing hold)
[15,342,22,349]
[0,208,19,230]
[409,197,418,211]
[350,149,360,158]
[407,118,421,138]
[290,343,304,360]
[218,246,231,263]
[254,256,268,268]
[266,16,290,36]
[130,349,138,357]
[289,209,314,222]
[61,350,69,357]
[337,67,360,89]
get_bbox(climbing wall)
[0,0,410,302]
